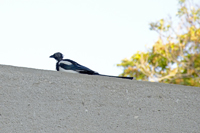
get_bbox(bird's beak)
[49,55,54,58]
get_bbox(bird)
[50,52,133,80]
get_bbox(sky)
[0,0,179,76]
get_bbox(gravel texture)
[0,65,200,133]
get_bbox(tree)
[117,0,200,87]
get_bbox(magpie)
[50,52,133,80]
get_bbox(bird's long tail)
[98,74,133,80]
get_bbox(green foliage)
[118,0,200,87]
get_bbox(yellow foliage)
[118,0,200,87]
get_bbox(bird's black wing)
[59,59,99,75]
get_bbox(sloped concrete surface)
[0,65,200,133]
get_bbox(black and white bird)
[50,52,133,80]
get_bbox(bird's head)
[50,52,63,61]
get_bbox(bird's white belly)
[59,67,79,73]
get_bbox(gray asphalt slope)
[0,65,200,133]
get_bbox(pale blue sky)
[0,0,180,76]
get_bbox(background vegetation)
[118,0,200,87]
